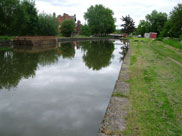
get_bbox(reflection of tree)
[0,49,58,89]
[38,50,58,66]
[81,40,114,70]
[59,42,75,59]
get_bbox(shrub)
[60,19,75,37]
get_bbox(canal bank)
[98,41,131,136]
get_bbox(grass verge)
[124,38,182,136]
[162,38,182,50]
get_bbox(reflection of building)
[56,13,82,34]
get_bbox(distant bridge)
[109,34,127,39]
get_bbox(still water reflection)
[0,40,128,136]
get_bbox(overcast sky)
[35,0,182,29]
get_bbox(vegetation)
[80,24,91,36]
[60,19,75,37]
[0,0,58,36]
[124,38,182,136]
[37,13,59,36]
[162,38,182,50]
[0,36,13,40]
[84,4,115,36]
[137,10,167,36]
[121,15,135,34]
[161,4,182,38]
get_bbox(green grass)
[124,38,182,136]
[0,36,13,40]
[112,91,128,98]
[162,38,182,50]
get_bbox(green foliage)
[61,19,75,37]
[13,0,39,36]
[0,0,58,36]
[84,4,115,36]
[146,10,167,34]
[121,15,135,34]
[80,24,90,36]
[137,20,150,36]
[37,13,59,36]
[162,4,182,38]
[0,0,19,35]
[137,10,167,36]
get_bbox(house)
[56,13,81,34]
[57,13,76,23]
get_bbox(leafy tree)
[146,10,167,34]
[137,20,151,36]
[162,4,182,38]
[37,13,59,36]
[84,4,115,36]
[60,19,75,37]
[80,24,90,36]
[0,0,19,35]
[121,15,135,34]
[13,0,39,36]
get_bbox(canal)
[0,40,128,136]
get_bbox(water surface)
[0,40,128,136]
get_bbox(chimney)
[53,12,56,17]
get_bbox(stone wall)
[13,36,58,53]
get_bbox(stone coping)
[97,41,131,136]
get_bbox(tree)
[121,15,135,34]
[84,4,115,36]
[163,4,182,38]
[0,0,19,35]
[137,20,151,36]
[60,19,75,37]
[13,0,39,36]
[145,10,167,34]
[80,24,91,36]
[37,13,59,36]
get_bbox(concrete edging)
[98,41,131,136]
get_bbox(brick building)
[56,13,81,34]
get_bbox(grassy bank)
[124,38,182,136]
[161,38,182,50]
[0,36,13,40]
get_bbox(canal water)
[0,40,128,136]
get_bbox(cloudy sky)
[35,0,182,29]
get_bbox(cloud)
[35,0,181,27]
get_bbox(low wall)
[13,36,58,53]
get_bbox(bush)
[37,13,59,36]
[60,19,75,37]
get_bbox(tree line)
[0,0,59,36]
[136,4,182,38]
